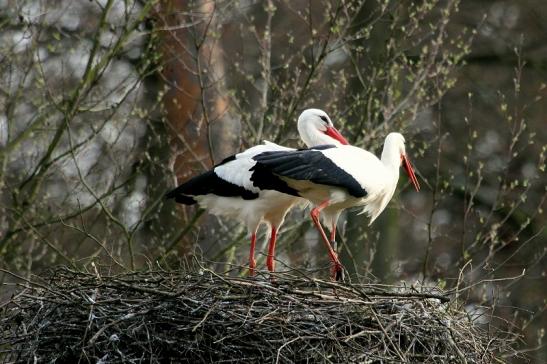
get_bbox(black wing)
[165,170,259,205]
[250,148,367,198]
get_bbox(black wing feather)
[165,170,259,204]
[250,149,367,198]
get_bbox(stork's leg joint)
[266,227,278,273]
[330,240,338,254]
[309,200,346,280]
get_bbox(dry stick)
[255,0,274,141]
[369,306,407,362]
[193,5,218,167]
[6,0,156,265]
[210,228,248,261]
[2,266,505,362]
[79,263,102,364]
[449,269,526,298]
[160,208,205,258]
[440,318,469,364]
[422,102,443,282]
[282,0,344,137]
[343,329,383,342]
[87,311,144,345]
[65,120,134,269]
[0,269,66,298]
[201,264,442,362]
[5,178,133,237]
[275,336,304,364]
[60,218,126,270]
[192,301,218,332]
[15,211,76,268]
[17,0,117,201]
[165,121,212,174]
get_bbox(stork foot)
[336,268,345,281]
[331,263,344,281]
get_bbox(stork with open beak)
[250,132,420,280]
[165,109,349,275]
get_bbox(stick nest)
[1,266,506,363]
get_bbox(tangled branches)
[1,266,510,363]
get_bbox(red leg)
[249,232,257,276]
[330,223,338,255]
[330,224,337,242]
[310,201,343,280]
[266,226,278,272]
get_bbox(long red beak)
[402,155,420,192]
[325,126,349,145]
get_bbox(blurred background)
[0,1,545,362]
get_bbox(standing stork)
[165,109,349,275]
[250,132,420,280]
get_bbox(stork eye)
[319,115,328,123]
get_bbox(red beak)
[325,126,349,145]
[402,155,420,192]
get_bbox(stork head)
[297,109,349,147]
[384,132,420,192]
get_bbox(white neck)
[379,137,402,201]
[381,138,402,173]
[367,133,406,223]
[298,123,343,147]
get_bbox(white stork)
[250,132,420,280]
[165,109,349,275]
